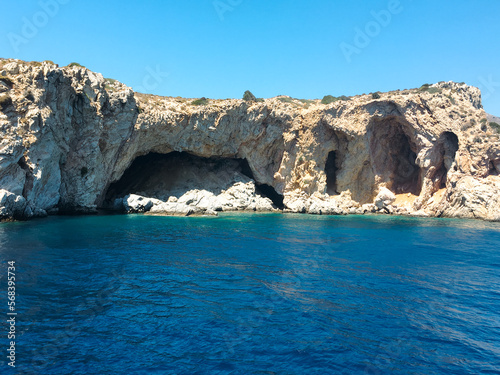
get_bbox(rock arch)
[102,152,284,210]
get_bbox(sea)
[0,213,499,374]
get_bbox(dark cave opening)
[256,184,284,209]
[435,131,459,188]
[103,152,284,209]
[391,132,421,195]
[325,151,338,195]
[370,119,422,195]
[239,158,285,209]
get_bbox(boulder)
[123,194,162,213]
[374,187,396,209]
[0,189,27,219]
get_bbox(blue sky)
[1,0,499,114]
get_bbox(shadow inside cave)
[325,151,339,195]
[369,117,422,195]
[102,152,284,209]
[432,131,459,188]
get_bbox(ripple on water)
[0,213,499,374]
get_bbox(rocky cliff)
[1,59,499,221]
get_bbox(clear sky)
[1,0,499,115]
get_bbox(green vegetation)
[243,90,257,101]
[297,99,312,104]
[80,167,88,177]
[104,78,118,91]
[191,97,209,106]
[480,118,488,124]
[372,92,381,99]
[278,97,294,104]
[44,60,55,65]
[490,122,500,132]
[447,95,456,105]
[68,62,84,68]
[321,94,350,105]
[321,95,337,105]
[419,83,440,94]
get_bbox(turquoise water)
[1,213,499,374]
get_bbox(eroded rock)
[0,58,498,220]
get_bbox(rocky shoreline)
[1,58,499,222]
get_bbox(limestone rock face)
[0,58,499,221]
[437,176,500,221]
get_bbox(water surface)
[0,213,499,374]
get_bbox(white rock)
[3,63,19,74]
[374,187,396,209]
[123,194,162,213]
[149,202,203,216]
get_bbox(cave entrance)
[369,118,422,195]
[434,131,459,188]
[325,151,338,195]
[103,152,284,209]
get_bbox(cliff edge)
[1,59,499,221]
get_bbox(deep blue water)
[0,213,499,374]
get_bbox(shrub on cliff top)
[243,90,257,101]
[278,97,294,104]
[372,92,381,99]
[68,62,84,68]
[321,95,337,105]
[191,97,209,106]
[419,83,440,94]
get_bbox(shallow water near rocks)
[0,213,499,374]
